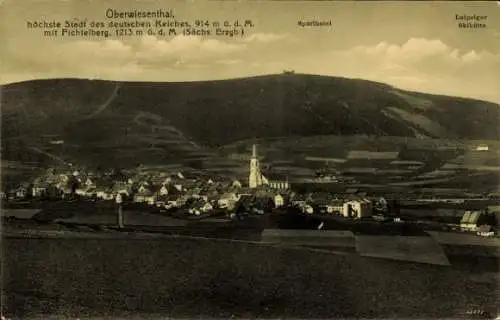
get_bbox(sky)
[1,0,499,103]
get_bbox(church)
[248,144,290,190]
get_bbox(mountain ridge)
[1,74,499,170]
[3,73,497,104]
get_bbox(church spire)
[249,143,265,188]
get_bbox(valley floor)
[2,236,498,319]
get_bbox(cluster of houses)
[3,167,291,217]
[4,166,379,219]
[4,163,497,233]
[284,192,376,219]
[459,207,498,236]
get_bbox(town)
[2,144,498,239]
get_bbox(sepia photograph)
[1,0,499,318]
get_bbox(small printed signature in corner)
[464,308,497,318]
[297,20,333,28]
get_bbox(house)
[475,144,489,151]
[95,189,113,200]
[218,192,240,210]
[267,174,291,190]
[58,185,73,195]
[290,193,315,213]
[166,199,181,209]
[14,185,30,199]
[44,185,63,198]
[460,210,494,232]
[200,184,220,197]
[237,187,253,196]
[133,185,157,204]
[94,183,114,200]
[91,178,115,199]
[373,214,389,222]
[84,176,96,189]
[55,174,70,191]
[308,193,343,214]
[72,176,89,196]
[137,183,151,194]
[75,174,85,184]
[173,184,184,192]
[68,175,83,194]
[75,186,89,196]
[188,199,214,215]
[149,175,166,186]
[325,200,344,214]
[84,187,97,198]
[112,182,132,198]
[186,187,203,199]
[477,225,494,237]
[201,201,214,212]
[302,203,314,214]
[183,178,202,190]
[274,194,285,208]
[158,184,170,196]
[32,178,49,197]
[188,207,202,216]
[161,196,182,209]
[460,211,481,232]
[155,194,170,205]
[59,173,71,182]
[373,197,389,213]
[234,195,271,215]
[486,205,500,214]
[232,180,243,189]
[138,180,153,189]
[343,198,373,219]
[155,194,177,207]
[291,194,308,207]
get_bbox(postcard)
[1,0,499,319]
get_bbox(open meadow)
[2,236,498,319]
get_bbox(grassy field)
[2,236,498,319]
[355,236,451,265]
[428,231,500,248]
[216,134,500,195]
[1,208,41,219]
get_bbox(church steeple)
[249,144,264,188]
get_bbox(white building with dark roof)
[158,185,170,196]
[474,144,489,151]
[274,194,285,208]
[267,174,291,190]
[32,177,49,197]
[343,198,373,219]
[460,210,490,232]
[133,185,158,204]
